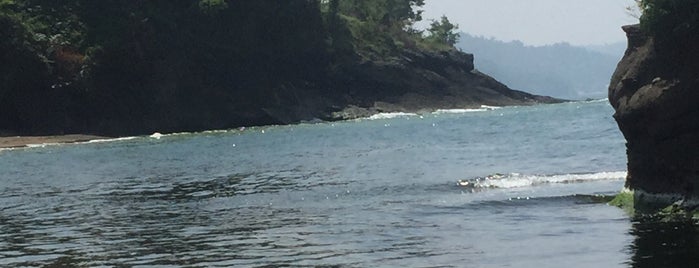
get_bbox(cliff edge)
[0,1,560,137]
[314,48,560,122]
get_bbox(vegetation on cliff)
[0,0,550,136]
[0,0,468,135]
[636,0,699,41]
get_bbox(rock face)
[0,45,560,137]
[210,48,562,125]
[609,24,699,197]
[0,2,562,137]
[314,49,561,121]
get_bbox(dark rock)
[330,105,376,120]
[609,24,699,198]
[317,48,561,120]
[257,48,562,124]
[0,44,561,136]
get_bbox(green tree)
[637,0,699,40]
[198,0,228,14]
[335,0,424,27]
[426,15,459,46]
[381,0,425,27]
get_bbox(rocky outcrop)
[609,24,699,198]
[0,44,559,137]
[254,48,561,123]
[315,49,561,121]
[0,1,562,137]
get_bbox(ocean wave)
[480,105,502,110]
[3,136,140,150]
[83,137,139,144]
[457,171,626,189]
[25,143,61,148]
[367,112,418,120]
[433,105,501,114]
[433,108,487,114]
[578,98,609,104]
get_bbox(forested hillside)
[0,0,555,136]
[457,34,622,100]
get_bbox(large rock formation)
[172,48,562,130]
[318,48,561,121]
[0,2,561,137]
[0,44,560,137]
[609,24,699,198]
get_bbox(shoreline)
[0,101,594,150]
[0,134,108,149]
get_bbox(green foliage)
[1,0,85,47]
[0,0,86,85]
[638,0,699,41]
[335,0,424,27]
[321,0,456,60]
[426,15,459,46]
[0,0,457,134]
[609,190,699,222]
[609,191,635,214]
[198,0,228,14]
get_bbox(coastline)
[0,134,108,149]
[0,101,586,150]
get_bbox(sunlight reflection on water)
[1,101,667,267]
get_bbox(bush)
[639,0,699,41]
[425,15,459,47]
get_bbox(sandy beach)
[0,134,108,149]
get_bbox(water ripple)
[0,101,633,267]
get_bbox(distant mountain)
[457,34,624,99]
[584,42,627,57]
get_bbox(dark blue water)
[0,100,690,267]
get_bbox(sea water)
[0,100,694,267]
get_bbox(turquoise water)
[0,100,692,267]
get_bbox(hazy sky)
[419,0,638,46]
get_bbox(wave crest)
[367,112,417,120]
[457,171,627,189]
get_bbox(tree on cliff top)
[1,0,461,134]
[426,15,459,46]
[325,0,427,55]
[323,0,460,60]
[332,0,425,27]
[637,0,699,41]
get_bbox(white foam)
[84,137,138,144]
[150,132,163,139]
[433,105,501,115]
[202,129,231,134]
[480,105,502,110]
[25,143,61,148]
[582,98,609,103]
[458,171,627,189]
[433,108,487,114]
[367,112,417,120]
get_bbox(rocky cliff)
[1,44,560,137]
[0,1,562,137]
[237,47,561,125]
[316,48,561,121]
[609,24,699,199]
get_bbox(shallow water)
[0,100,696,267]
